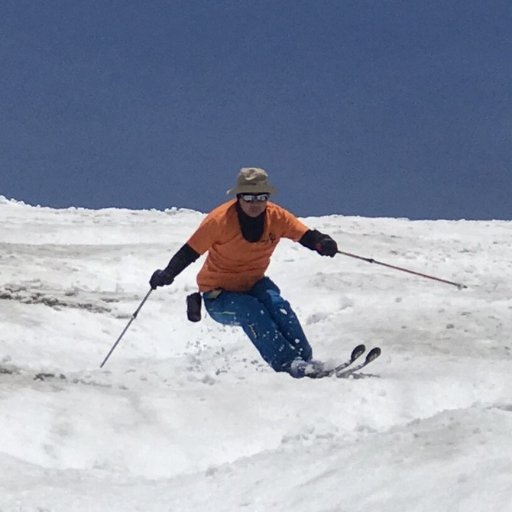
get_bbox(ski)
[335,347,381,378]
[308,344,366,379]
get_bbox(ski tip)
[366,347,381,361]
[351,344,366,360]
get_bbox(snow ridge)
[1,200,511,511]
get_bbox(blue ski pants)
[203,277,312,374]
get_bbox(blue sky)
[1,0,511,219]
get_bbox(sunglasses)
[239,193,270,203]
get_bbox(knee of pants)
[254,286,291,315]
[266,288,288,307]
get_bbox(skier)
[149,167,338,378]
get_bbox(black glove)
[149,268,175,289]
[315,234,338,257]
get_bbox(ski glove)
[150,268,175,289]
[315,234,338,257]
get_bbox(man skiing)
[150,167,338,378]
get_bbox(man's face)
[238,193,270,217]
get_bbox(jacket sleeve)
[165,243,200,278]
[186,214,220,255]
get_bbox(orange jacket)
[187,200,309,292]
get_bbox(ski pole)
[337,250,467,290]
[100,288,153,368]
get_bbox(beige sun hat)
[226,167,277,195]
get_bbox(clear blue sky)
[1,0,511,219]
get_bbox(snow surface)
[1,196,511,511]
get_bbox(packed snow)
[1,196,511,511]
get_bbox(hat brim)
[226,183,277,195]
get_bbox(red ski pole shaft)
[337,251,467,290]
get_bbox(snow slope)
[1,196,511,511]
